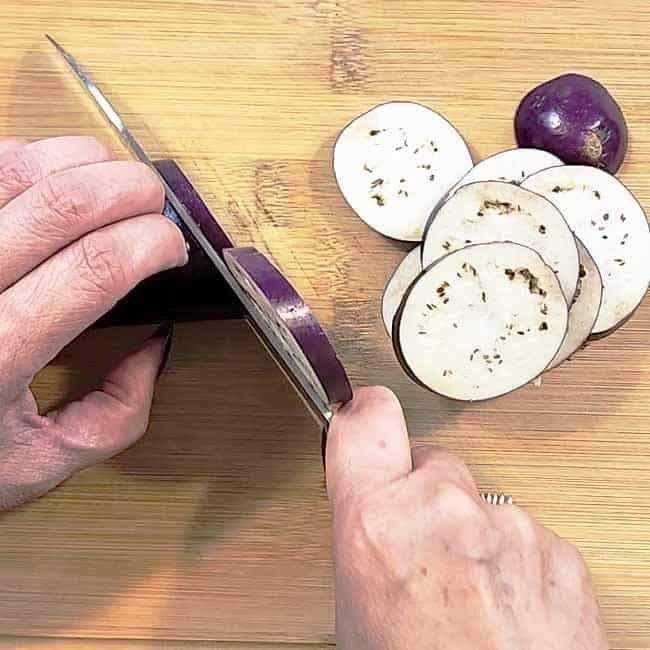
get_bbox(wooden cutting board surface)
[0,1,648,648]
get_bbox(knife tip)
[44,34,61,50]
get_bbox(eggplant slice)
[522,165,650,335]
[223,247,352,408]
[394,242,568,401]
[333,101,473,241]
[548,238,603,369]
[381,247,422,335]
[422,181,580,301]
[449,148,563,194]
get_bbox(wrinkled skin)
[326,387,609,650]
[0,136,187,511]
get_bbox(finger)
[0,136,112,208]
[411,445,479,495]
[326,386,412,506]
[0,330,173,512]
[544,528,593,593]
[0,213,187,393]
[0,137,31,157]
[0,160,164,291]
[488,505,548,591]
[47,326,173,467]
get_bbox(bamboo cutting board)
[0,1,649,648]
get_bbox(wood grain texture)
[0,0,648,648]
[0,637,332,650]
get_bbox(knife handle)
[92,160,242,328]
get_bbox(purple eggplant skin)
[155,159,234,255]
[93,160,242,328]
[224,247,353,407]
[514,73,628,173]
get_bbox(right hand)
[326,387,609,650]
[0,136,187,511]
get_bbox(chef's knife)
[45,34,339,429]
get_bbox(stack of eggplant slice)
[334,100,650,401]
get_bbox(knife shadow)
[2,318,324,637]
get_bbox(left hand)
[0,136,188,511]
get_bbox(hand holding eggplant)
[0,136,187,511]
[326,387,609,650]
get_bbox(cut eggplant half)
[223,247,352,409]
[93,159,242,327]
[333,101,473,241]
[156,159,234,255]
[548,238,603,369]
[449,148,563,194]
[394,243,568,401]
[522,165,650,335]
[422,181,580,301]
[381,247,422,335]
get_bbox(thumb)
[325,386,412,508]
[48,323,173,467]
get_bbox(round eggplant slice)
[155,159,234,253]
[522,165,650,334]
[381,247,422,335]
[223,247,352,408]
[394,242,568,401]
[333,101,473,242]
[422,181,580,301]
[548,238,603,369]
[449,148,563,194]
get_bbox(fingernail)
[321,424,328,473]
[151,321,174,379]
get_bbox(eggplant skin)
[224,246,353,407]
[92,159,242,328]
[515,73,628,174]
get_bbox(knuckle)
[508,509,539,547]
[34,172,97,228]
[435,481,481,518]
[433,481,497,559]
[418,447,476,487]
[74,232,128,299]
[337,492,387,550]
[0,149,40,195]
[557,539,589,580]
[338,501,402,576]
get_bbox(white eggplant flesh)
[381,247,422,335]
[334,101,473,241]
[548,238,603,369]
[394,242,569,401]
[450,148,563,195]
[523,165,650,335]
[422,180,579,301]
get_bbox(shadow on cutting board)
[0,320,323,638]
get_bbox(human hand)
[326,386,609,650]
[0,136,187,511]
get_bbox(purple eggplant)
[94,160,242,328]
[224,247,352,408]
[515,74,628,173]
